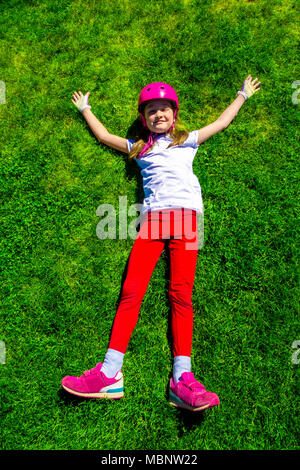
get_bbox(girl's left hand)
[72,90,91,113]
[238,76,261,100]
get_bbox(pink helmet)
[138,82,179,127]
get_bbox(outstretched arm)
[197,75,261,145]
[72,91,129,154]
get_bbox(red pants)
[108,208,198,357]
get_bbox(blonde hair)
[128,111,189,160]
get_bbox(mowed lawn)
[0,0,299,450]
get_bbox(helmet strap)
[138,132,159,158]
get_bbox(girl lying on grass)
[62,76,261,411]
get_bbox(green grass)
[0,0,299,451]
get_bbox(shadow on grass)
[172,405,206,430]
[57,387,123,407]
[85,115,146,206]
[58,385,207,436]
[58,381,208,443]
[164,384,207,432]
[58,387,92,406]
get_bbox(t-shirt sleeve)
[185,130,199,149]
[127,139,134,153]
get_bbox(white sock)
[101,348,125,378]
[173,356,191,384]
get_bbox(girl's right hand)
[72,91,91,113]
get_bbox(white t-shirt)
[127,130,204,215]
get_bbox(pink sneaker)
[169,372,220,411]
[61,363,124,399]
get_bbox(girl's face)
[144,99,175,133]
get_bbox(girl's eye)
[150,108,166,114]
[147,106,171,117]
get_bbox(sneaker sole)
[62,384,124,399]
[169,389,218,411]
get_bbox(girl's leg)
[108,220,165,354]
[168,211,198,381]
[168,237,198,357]
[168,228,220,412]
[61,215,165,397]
